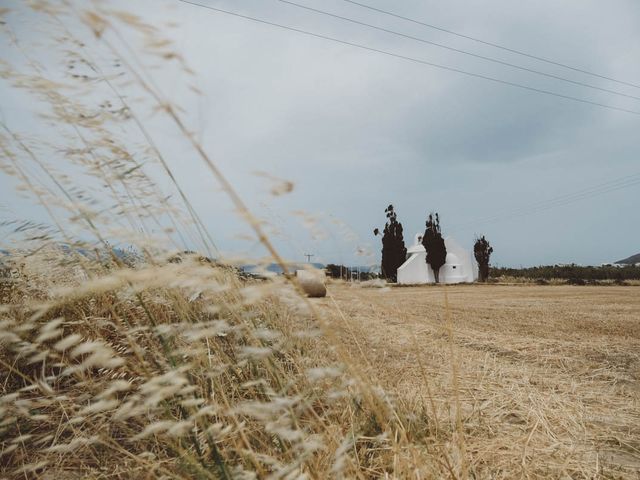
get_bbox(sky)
[1,0,639,267]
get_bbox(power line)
[473,178,640,227]
[449,172,640,230]
[453,176,640,229]
[277,0,640,102]
[339,0,640,91]
[176,0,640,116]
[473,172,640,221]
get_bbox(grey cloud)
[2,0,639,266]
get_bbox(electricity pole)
[304,253,314,263]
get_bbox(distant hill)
[615,253,640,265]
[240,263,379,276]
[0,245,142,266]
[241,262,325,275]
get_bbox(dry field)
[2,4,640,478]
[318,283,640,478]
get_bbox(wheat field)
[318,283,640,478]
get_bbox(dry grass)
[1,2,639,479]
[318,283,640,478]
[1,251,427,479]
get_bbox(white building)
[397,234,478,284]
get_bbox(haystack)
[296,269,327,297]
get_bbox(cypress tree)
[474,235,493,282]
[422,213,447,283]
[374,204,407,282]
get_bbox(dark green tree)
[325,263,346,279]
[374,204,407,282]
[473,235,493,282]
[422,213,447,283]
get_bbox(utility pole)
[304,253,314,263]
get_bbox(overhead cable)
[278,0,640,102]
[176,0,640,116]
[339,0,640,90]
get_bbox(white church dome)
[446,252,460,264]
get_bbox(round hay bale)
[296,269,327,298]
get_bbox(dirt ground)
[316,283,640,478]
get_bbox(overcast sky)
[1,0,639,266]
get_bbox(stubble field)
[317,283,640,477]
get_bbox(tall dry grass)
[1,249,428,478]
[0,3,445,478]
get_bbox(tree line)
[325,264,379,281]
[492,264,640,281]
